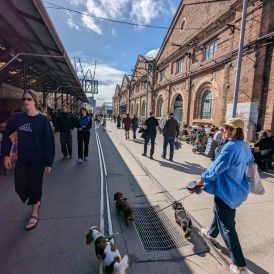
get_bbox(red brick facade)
[113,0,274,140]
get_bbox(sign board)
[226,102,258,123]
[88,97,96,107]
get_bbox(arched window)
[174,94,183,122]
[141,101,146,117]
[200,90,212,119]
[157,97,164,117]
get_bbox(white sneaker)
[229,264,249,274]
[77,159,83,164]
[200,228,217,244]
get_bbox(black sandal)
[25,216,39,231]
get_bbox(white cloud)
[145,48,159,60]
[66,11,81,31]
[130,0,165,25]
[64,0,175,35]
[81,14,103,35]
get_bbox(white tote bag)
[246,163,265,195]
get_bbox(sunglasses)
[22,97,33,101]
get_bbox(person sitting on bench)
[253,131,274,170]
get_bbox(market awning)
[0,0,88,102]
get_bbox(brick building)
[113,0,274,140]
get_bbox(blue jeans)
[132,127,137,139]
[162,136,175,160]
[144,135,156,156]
[209,196,246,267]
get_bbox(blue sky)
[45,0,180,105]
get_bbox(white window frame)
[204,40,217,60]
[159,69,165,82]
[176,58,184,73]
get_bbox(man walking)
[123,114,132,140]
[131,114,139,140]
[142,110,159,159]
[55,105,75,159]
[162,113,179,162]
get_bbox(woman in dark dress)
[117,114,121,128]
[2,90,55,230]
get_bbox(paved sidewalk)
[107,121,274,274]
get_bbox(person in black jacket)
[142,110,159,159]
[76,108,92,164]
[55,105,75,159]
[1,89,55,230]
[162,113,179,162]
[131,114,139,140]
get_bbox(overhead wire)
[44,0,230,31]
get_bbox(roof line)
[33,0,86,101]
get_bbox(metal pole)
[146,62,149,118]
[54,90,57,110]
[22,62,27,92]
[232,0,248,117]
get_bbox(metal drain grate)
[133,205,189,251]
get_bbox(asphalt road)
[0,128,101,274]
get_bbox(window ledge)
[192,119,213,125]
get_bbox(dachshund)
[172,201,192,238]
[86,226,129,274]
[114,192,134,226]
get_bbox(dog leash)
[126,187,188,199]
[155,193,193,213]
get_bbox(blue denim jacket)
[201,140,254,209]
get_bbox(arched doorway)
[130,103,134,116]
[135,103,139,118]
[141,100,146,117]
[157,96,164,117]
[174,94,183,122]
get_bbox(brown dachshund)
[114,192,134,226]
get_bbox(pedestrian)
[0,119,7,176]
[142,110,159,159]
[159,116,165,134]
[1,89,55,230]
[131,114,139,140]
[55,105,75,159]
[76,107,92,164]
[117,114,121,128]
[113,114,117,123]
[123,114,132,140]
[253,130,274,170]
[161,113,179,162]
[190,118,253,274]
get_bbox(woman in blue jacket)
[194,118,254,274]
[2,90,55,230]
[76,108,92,164]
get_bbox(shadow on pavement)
[97,129,211,273]
[157,160,206,175]
[246,258,270,274]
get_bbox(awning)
[0,0,88,102]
